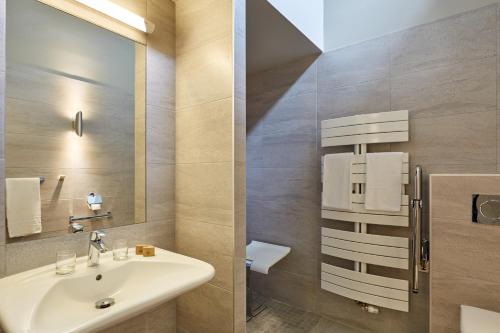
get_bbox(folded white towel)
[6,178,42,238]
[365,152,403,212]
[322,153,354,210]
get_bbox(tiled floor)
[246,298,370,333]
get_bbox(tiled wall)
[247,4,500,333]
[0,0,176,332]
[5,62,137,239]
[430,175,500,333]
[175,0,246,332]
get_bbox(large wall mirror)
[5,0,146,241]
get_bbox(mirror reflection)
[5,0,146,241]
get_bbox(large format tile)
[177,283,233,333]
[99,301,174,333]
[5,232,89,275]
[146,48,175,110]
[146,0,175,57]
[175,0,232,55]
[176,36,232,110]
[318,36,390,89]
[146,163,174,223]
[316,289,393,333]
[430,175,500,221]
[391,56,496,118]
[393,110,496,167]
[391,4,496,76]
[176,218,233,257]
[260,92,317,138]
[4,222,152,275]
[431,216,500,284]
[0,245,5,278]
[251,269,317,312]
[146,301,176,333]
[144,219,175,250]
[176,162,233,226]
[247,56,317,99]
[147,105,174,164]
[431,270,500,333]
[176,245,234,291]
[176,98,233,164]
[317,78,390,121]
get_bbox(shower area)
[243,1,498,332]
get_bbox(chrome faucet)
[88,230,108,267]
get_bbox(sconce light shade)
[73,111,83,137]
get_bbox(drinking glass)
[113,239,129,261]
[56,250,76,275]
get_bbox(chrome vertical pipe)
[411,166,423,293]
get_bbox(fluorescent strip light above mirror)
[74,0,152,33]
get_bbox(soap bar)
[135,244,147,255]
[142,246,155,257]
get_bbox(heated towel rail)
[320,110,411,312]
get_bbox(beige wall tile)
[147,0,175,57]
[0,245,4,277]
[176,162,233,226]
[144,219,175,250]
[100,301,175,333]
[176,247,234,291]
[146,301,176,333]
[430,175,500,221]
[176,98,233,164]
[431,270,500,333]
[430,175,500,332]
[233,256,246,333]
[147,163,174,223]
[147,106,175,164]
[176,0,232,55]
[3,222,167,275]
[176,218,234,257]
[177,283,233,333]
[111,0,146,17]
[176,36,232,110]
[146,49,175,110]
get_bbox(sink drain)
[95,297,115,309]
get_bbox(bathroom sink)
[0,248,214,333]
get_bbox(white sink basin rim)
[0,248,214,333]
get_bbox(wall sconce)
[74,0,155,33]
[73,111,83,137]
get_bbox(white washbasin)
[461,305,500,333]
[0,248,214,333]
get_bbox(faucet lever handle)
[90,230,106,241]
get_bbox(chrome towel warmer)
[411,165,429,293]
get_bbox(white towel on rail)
[322,153,354,210]
[365,152,403,212]
[6,178,42,238]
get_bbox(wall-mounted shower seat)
[246,241,291,320]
